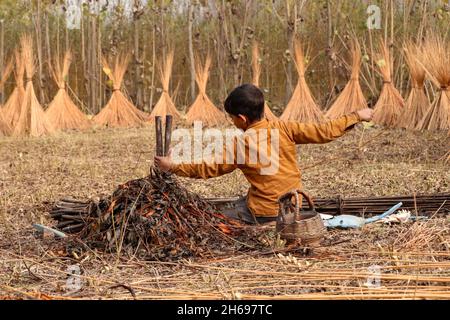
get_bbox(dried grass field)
[0,125,449,299]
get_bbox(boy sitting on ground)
[155,84,373,224]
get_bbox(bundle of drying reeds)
[93,53,149,128]
[0,58,13,136]
[280,39,324,123]
[148,50,181,123]
[2,50,25,128]
[46,50,91,131]
[397,43,430,129]
[326,40,367,119]
[252,42,277,121]
[416,35,450,131]
[12,36,54,137]
[185,55,227,127]
[372,40,405,127]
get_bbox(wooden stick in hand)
[164,115,173,156]
[155,116,164,157]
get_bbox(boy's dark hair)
[224,84,265,122]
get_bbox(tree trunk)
[160,6,166,59]
[84,12,89,112]
[225,3,239,85]
[236,1,252,86]
[56,7,60,61]
[89,16,97,114]
[133,18,143,108]
[81,4,85,62]
[326,0,334,92]
[65,22,69,53]
[213,0,227,102]
[142,41,148,110]
[97,15,102,113]
[286,26,294,103]
[188,1,196,102]
[34,0,46,104]
[149,23,156,112]
[45,13,51,66]
[285,0,297,104]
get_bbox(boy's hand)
[154,152,173,172]
[356,108,374,122]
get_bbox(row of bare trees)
[0,0,448,115]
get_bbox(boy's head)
[224,84,265,130]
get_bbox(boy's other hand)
[154,151,173,172]
[356,108,374,122]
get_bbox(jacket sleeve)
[171,161,237,179]
[283,112,361,144]
[170,141,238,179]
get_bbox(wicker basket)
[276,190,326,245]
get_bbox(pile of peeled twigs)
[50,167,259,260]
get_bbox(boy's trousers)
[221,197,277,225]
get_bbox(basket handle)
[278,190,295,221]
[277,189,315,219]
[293,191,300,219]
[298,190,315,211]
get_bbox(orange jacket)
[171,113,361,217]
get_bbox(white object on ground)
[323,202,403,229]
[376,209,411,224]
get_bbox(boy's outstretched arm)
[284,108,374,144]
[154,150,238,179]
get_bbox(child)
[155,84,374,224]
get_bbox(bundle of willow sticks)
[307,193,450,216]
[207,193,449,217]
